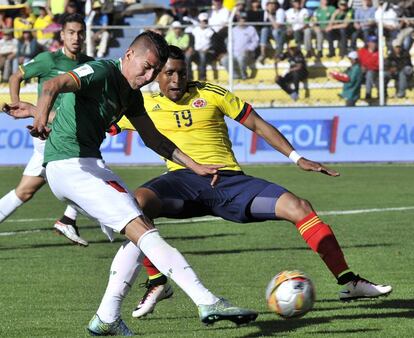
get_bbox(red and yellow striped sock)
[143,256,164,281]
[296,212,349,278]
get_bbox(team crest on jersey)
[192,98,207,108]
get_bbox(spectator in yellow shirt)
[48,0,68,17]
[33,6,55,47]
[13,6,36,40]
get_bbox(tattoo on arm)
[171,148,188,167]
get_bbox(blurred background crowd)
[0,0,413,105]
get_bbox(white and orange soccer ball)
[265,270,315,318]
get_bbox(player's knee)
[15,187,36,202]
[134,188,162,219]
[135,189,147,208]
[287,197,313,221]
[296,198,313,216]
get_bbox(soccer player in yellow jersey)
[102,46,392,320]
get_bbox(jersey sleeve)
[216,88,252,124]
[123,90,147,119]
[20,52,53,80]
[67,61,107,91]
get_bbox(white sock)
[0,190,24,223]
[96,240,143,323]
[138,229,218,306]
[63,205,78,220]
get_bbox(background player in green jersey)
[0,14,93,246]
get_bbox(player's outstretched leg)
[53,205,88,246]
[132,257,173,318]
[276,192,392,301]
[0,175,45,223]
[0,189,24,223]
[88,241,142,336]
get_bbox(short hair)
[62,13,86,31]
[168,45,185,61]
[129,31,170,65]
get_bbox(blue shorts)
[141,170,288,223]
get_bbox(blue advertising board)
[1,105,413,165]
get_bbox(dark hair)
[168,45,185,61]
[129,31,170,65]
[62,13,86,30]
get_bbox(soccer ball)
[265,270,315,318]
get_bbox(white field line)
[4,217,56,223]
[318,206,414,215]
[1,206,414,237]
[0,229,41,236]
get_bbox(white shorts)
[46,157,142,241]
[23,138,46,177]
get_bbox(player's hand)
[27,118,51,140]
[6,101,37,119]
[297,158,340,177]
[0,101,10,114]
[191,164,225,187]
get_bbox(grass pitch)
[0,164,413,337]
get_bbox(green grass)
[0,164,413,337]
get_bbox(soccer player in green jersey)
[0,14,93,246]
[13,31,257,335]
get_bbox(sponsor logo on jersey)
[152,104,161,111]
[73,64,94,77]
[192,98,207,108]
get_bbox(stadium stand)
[0,0,413,107]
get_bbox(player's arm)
[4,101,37,119]
[30,73,78,139]
[127,114,223,177]
[9,68,24,103]
[11,52,53,103]
[5,101,56,124]
[242,109,339,176]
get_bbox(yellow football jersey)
[116,81,253,171]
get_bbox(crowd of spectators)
[0,0,413,101]
[159,0,413,101]
[0,0,129,82]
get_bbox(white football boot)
[54,220,89,247]
[339,275,392,301]
[87,314,133,336]
[132,281,173,318]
